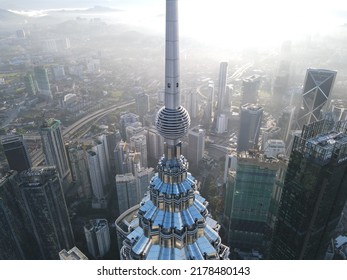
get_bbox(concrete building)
[237,104,263,152]
[241,75,261,105]
[115,173,137,215]
[84,219,110,259]
[217,62,228,114]
[59,247,88,260]
[34,66,52,100]
[187,126,205,167]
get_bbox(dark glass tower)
[1,135,32,172]
[270,119,347,259]
[237,103,263,152]
[20,167,75,259]
[116,0,229,260]
[0,171,30,259]
[295,69,337,130]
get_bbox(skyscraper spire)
[155,0,190,147]
[116,0,229,260]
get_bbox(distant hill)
[0,9,27,30]
[0,9,26,21]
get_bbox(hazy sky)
[4,0,347,48]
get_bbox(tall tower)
[116,0,229,260]
[217,62,228,114]
[241,75,261,105]
[34,66,52,100]
[84,219,111,259]
[187,126,206,168]
[0,171,29,259]
[20,167,75,259]
[225,152,283,253]
[295,69,337,129]
[1,135,32,172]
[39,118,71,190]
[237,103,263,152]
[270,119,347,259]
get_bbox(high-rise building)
[20,167,75,259]
[0,171,32,259]
[203,82,214,128]
[130,134,148,168]
[185,90,198,120]
[1,135,32,172]
[216,113,228,134]
[125,122,145,142]
[295,68,337,129]
[217,62,228,114]
[24,73,37,96]
[119,112,140,140]
[114,140,129,175]
[241,75,261,105]
[187,126,205,168]
[329,99,347,122]
[87,149,108,209]
[34,66,52,100]
[135,92,150,121]
[146,126,164,163]
[67,143,91,198]
[135,167,154,200]
[277,105,296,143]
[270,119,347,259]
[105,130,121,177]
[96,135,111,184]
[237,104,263,152]
[115,0,229,260]
[84,219,111,259]
[115,173,137,215]
[40,118,71,190]
[225,152,282,251]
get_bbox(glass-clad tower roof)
[115,0,229,260]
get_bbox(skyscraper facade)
[135,92,150,121]
[237,103,263,152]
[115,173,137,215]
[225,152,281,251]
[270,119,347,259]
[241,75,261,105]
[130,134,148,168]
[24,73,37,96]
[217,62,228,114]
[40,118,71,187]
[295,69,337,129]
[1,135,32,172]
[20,167,75,259]
[87,149,108,209]
[187,126,205,168]
[34,66,52,100]
[116,0,229,260]
[84,219,111,259]
[67,143,92,198]
[0,171,30,259]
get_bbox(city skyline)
[1,0,347,261]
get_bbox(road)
[32,100,135,166]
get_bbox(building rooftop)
[59,247,88,260]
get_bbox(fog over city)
[1,0,347,262]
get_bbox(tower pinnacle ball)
[155,106,190,141]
